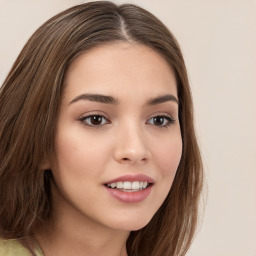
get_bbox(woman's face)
[49,42,182,231]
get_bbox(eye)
[146,115,175,127]
[79,115,110,127]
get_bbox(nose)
[113,123,151,165]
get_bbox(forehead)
[62,42,177,102]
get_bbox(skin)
[37,42,182,256]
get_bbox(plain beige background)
[0,0,255,255]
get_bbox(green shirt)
[0,239,44,256]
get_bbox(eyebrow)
[146,94,179,106]
[69,93,118,105]
[69,93,178,106]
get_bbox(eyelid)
[147,111,176,121]
[78,110,110,120]
[146,113,176,127]
[78,112,111,127]
[77,111,176,128]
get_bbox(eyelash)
[79,114,110,127]
[146,115,175,127]
[78,114,175,128]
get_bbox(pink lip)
[104,185,152,203]
[104,174,155,184]
[103,174,154,203]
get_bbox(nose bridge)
[114,118,150,164]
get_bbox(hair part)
[0,1,203,255]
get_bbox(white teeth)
[116,182,122,188]
[123,181,132,189]
[110,183,116,188]
[107,181,149,190]
[132,181,140,190]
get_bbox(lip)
[104,185,153,203]
[103,174,154,203]
[104,174,155,184]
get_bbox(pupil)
[91,116,102,125]
[154,116,164,125]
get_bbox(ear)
[39,158,51,171]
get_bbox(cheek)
[52,128,113,180]
[50,129,114,211]
[153,135,182,178]
[146,133,182,216]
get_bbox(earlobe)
[39,159,51,171]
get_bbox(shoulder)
[0,238,31,256]
[0,238,30,256]
[0,238,43,256]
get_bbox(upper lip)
[104,174,155,184]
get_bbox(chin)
[107,214,153,232]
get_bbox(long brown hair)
[0,1,203,255]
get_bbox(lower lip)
[104,185,152,203]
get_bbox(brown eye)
[153,116,165,126]
[146,115,175,127]
[80,115,109,126]
[90,115,103,125]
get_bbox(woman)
[0,1,203,255]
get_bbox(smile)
[104,174,154,202]
[106,181,149,191]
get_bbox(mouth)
[103,174,154,202]
[104,181,152,192]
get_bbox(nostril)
[121,157,148,163]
